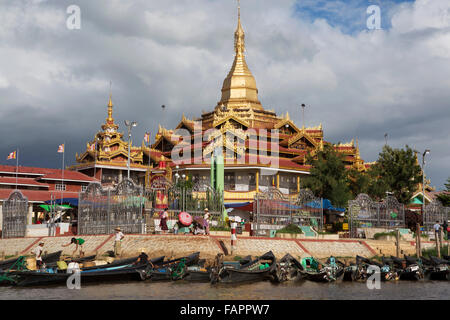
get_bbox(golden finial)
[235,0,245,55]
[286,112,290,121]
[106,81,114,123]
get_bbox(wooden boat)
[391,256,423,281]
[182,259,211,282]
[11,256,165,287]
[272,253,303,283]
[426,256,450,281]
[146,252,200,281]
[211,251,276,284]
[299,256,343,282]
[183,267,211,282]
[0,251,62,271]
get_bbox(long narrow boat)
[146,252,200,281]
[11,256,165,287]
[391,256,423,281]
[426,256,450,281]
[211,251,276,284]
[0,251,62,271]
[299,256,343,282]
[272,253,303,283]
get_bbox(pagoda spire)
[106,93,114,124]
[216,0,262,111]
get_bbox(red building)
[0,165,98,232]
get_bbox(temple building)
[72,96,162,188]
[72,5,368,204]
[147,5,368,203]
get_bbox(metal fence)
[348,193,405,237]
[2,190,28,238]
[146,181,225,223]
[78,179,145,235]
[423,200,450,232]
[254,187,323,235]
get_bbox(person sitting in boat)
[134,249,154,268]
[62,237,85,257]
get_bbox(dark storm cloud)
[0,0,449,189]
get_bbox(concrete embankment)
[0,234,437,261]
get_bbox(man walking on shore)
[114,227,125,257]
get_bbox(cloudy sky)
[0,0,449,189]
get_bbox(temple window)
[225,172,236,191]
[249,173,256,190]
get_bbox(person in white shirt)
[433,221,442,241]
[31,242,45,269]
[114,227,125,257]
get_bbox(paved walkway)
[0,234,425,261]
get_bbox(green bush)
[422,245,449,257]
[373,231,397,240]
[210,225,230,232]
[276,224,303,234]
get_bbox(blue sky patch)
[293,0,416,34]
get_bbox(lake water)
[0,280,448,300]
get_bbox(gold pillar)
[297,176,300,193]
[276,173,280,189]
[256,171,259,193]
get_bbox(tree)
[368,145,422,204]
[304,144,352,208]
[347,167,370,198]
[436,177,450,207]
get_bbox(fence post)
[396,229,400,258]
[435,228,441,258]
[321,198,323,232]
[230,219,237,256]
[416,223,421,258]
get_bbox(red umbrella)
[178,211,193,226]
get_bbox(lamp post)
[301,104,306,129]
[124,120,138,180]
[422,149,430,216]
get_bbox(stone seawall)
[0,234,434,261]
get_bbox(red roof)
[38,171,97,183]
[0,165,97,183]
[0,189,79,202]
[0,177,49,188]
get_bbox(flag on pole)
[57,144,65,153]
[7,151,16,160]
[144,132,150,144]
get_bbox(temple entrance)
[78,179,145,235]
[2,190,28,238]
[146,181,225,226]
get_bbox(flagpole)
[61,143,65,207]
[16,148,19,191]
[147,133,151,189]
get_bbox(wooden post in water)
[396,229,400,258]
[416,223,421,257]
[435,228,441,258]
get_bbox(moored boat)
[210,251,276,284]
